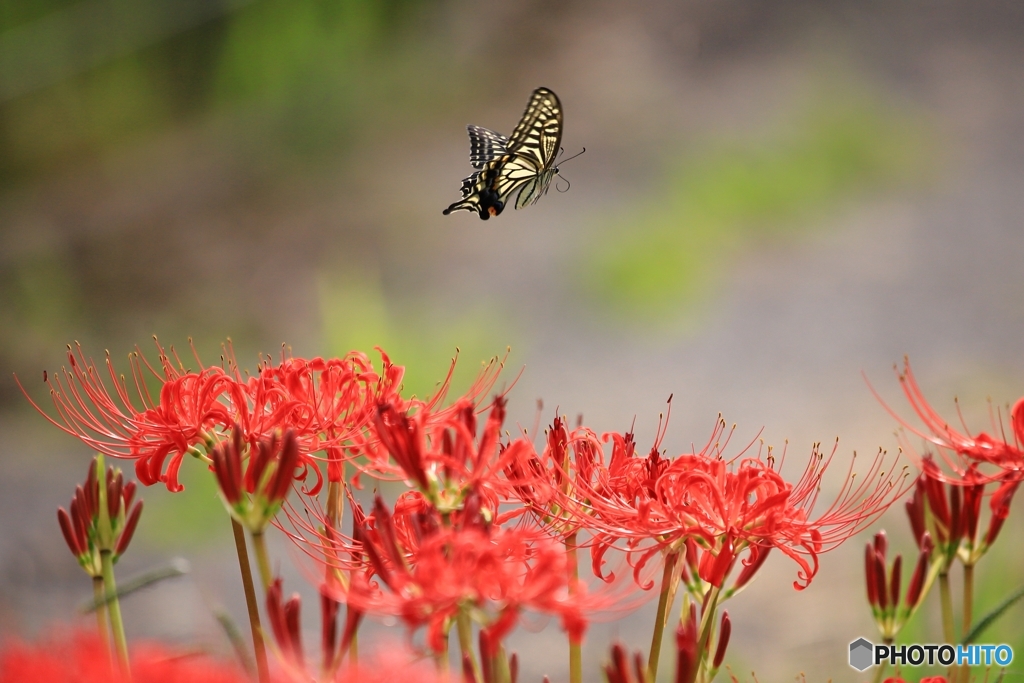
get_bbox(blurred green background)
[4,1,1024,681]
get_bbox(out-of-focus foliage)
[138,457,230,547]
[583,91,931,323]
[0,0,434,181]
[319,269,511,401]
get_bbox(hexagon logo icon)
[849,638,874,671]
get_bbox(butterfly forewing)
[505,88,563,168]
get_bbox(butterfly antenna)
[558,147,586,165]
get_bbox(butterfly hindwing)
[444,87,564,220]
[467,125,508,169]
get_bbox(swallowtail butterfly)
[443,87,564,220]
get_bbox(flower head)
[57,454,143,576]
[21,341,414,492]
[880,359,1024,476]
[572,416,909,591]
[324,494,590,655]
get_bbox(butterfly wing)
[502,87,562,210]
[442,167,504,219]
[443,87,563,219]
[467,125,508,169]
[514,168,558,209]
[505,87,562,171]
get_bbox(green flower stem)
[457,610,481,682]
[696,584,723,682]
[348,623,358,663]
[99,549,129,675]
[92,576,110,654]
[648,550,682,682]
[939,570,956,682]
[251,530,273,593]
[231,518,269,683]
[435,626,450,672]
[963,564,974,640]
[939,571,955,643]
[497,644,512,683]
[871,638,893,683]
[565,532,582,683]
[960,564,975,683]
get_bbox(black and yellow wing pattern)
[443,87,563,220]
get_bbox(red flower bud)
[105,468,121,520]
[284,593,303,668]
[57,507,83,557]
[675,603,698,683]
[463,654,477,683]
[212,437,242,505]
[906,478,927,548]
[70,496,90,551]
[266,578,303,666]
[115,501,143,556]
[247,432,274,493]
[122,481,137,511]
[375,403,429,492]
[865,543,878,607]
[873,530,888,559]
[921,462,950,541]
[889,554,902,608]
[713,611,731,669]
[733,544,771,590]
[948,485,962,545]
[320,588,339,671]
[961,468,984,542]
[85,459,98,518]
[905,546,929,608]
[268,430,299,503]
[699,539,736,588]
[984,476,1020,547]
[873,551,888,611]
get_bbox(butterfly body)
[443,87,563,220]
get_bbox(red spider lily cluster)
[14,343,1024,683]
[856,360,1024,683]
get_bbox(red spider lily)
[325,497,590,656]
[906,455,1019,568]
[19,341,422,492]
[603,644,647,683]
[266,578,304,669]
[502,416,593,538]
[351,396,518,516]
[864,530,931,639]
[57,455,143,574]
[573,417,909,591]
[877,359,1024,476]
[211,426,304,532]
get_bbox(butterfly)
[443,87,564,220]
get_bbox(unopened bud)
[713,611,732,669]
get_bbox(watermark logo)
[848,638,1014,671]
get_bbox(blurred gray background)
[3,0,1024,680]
